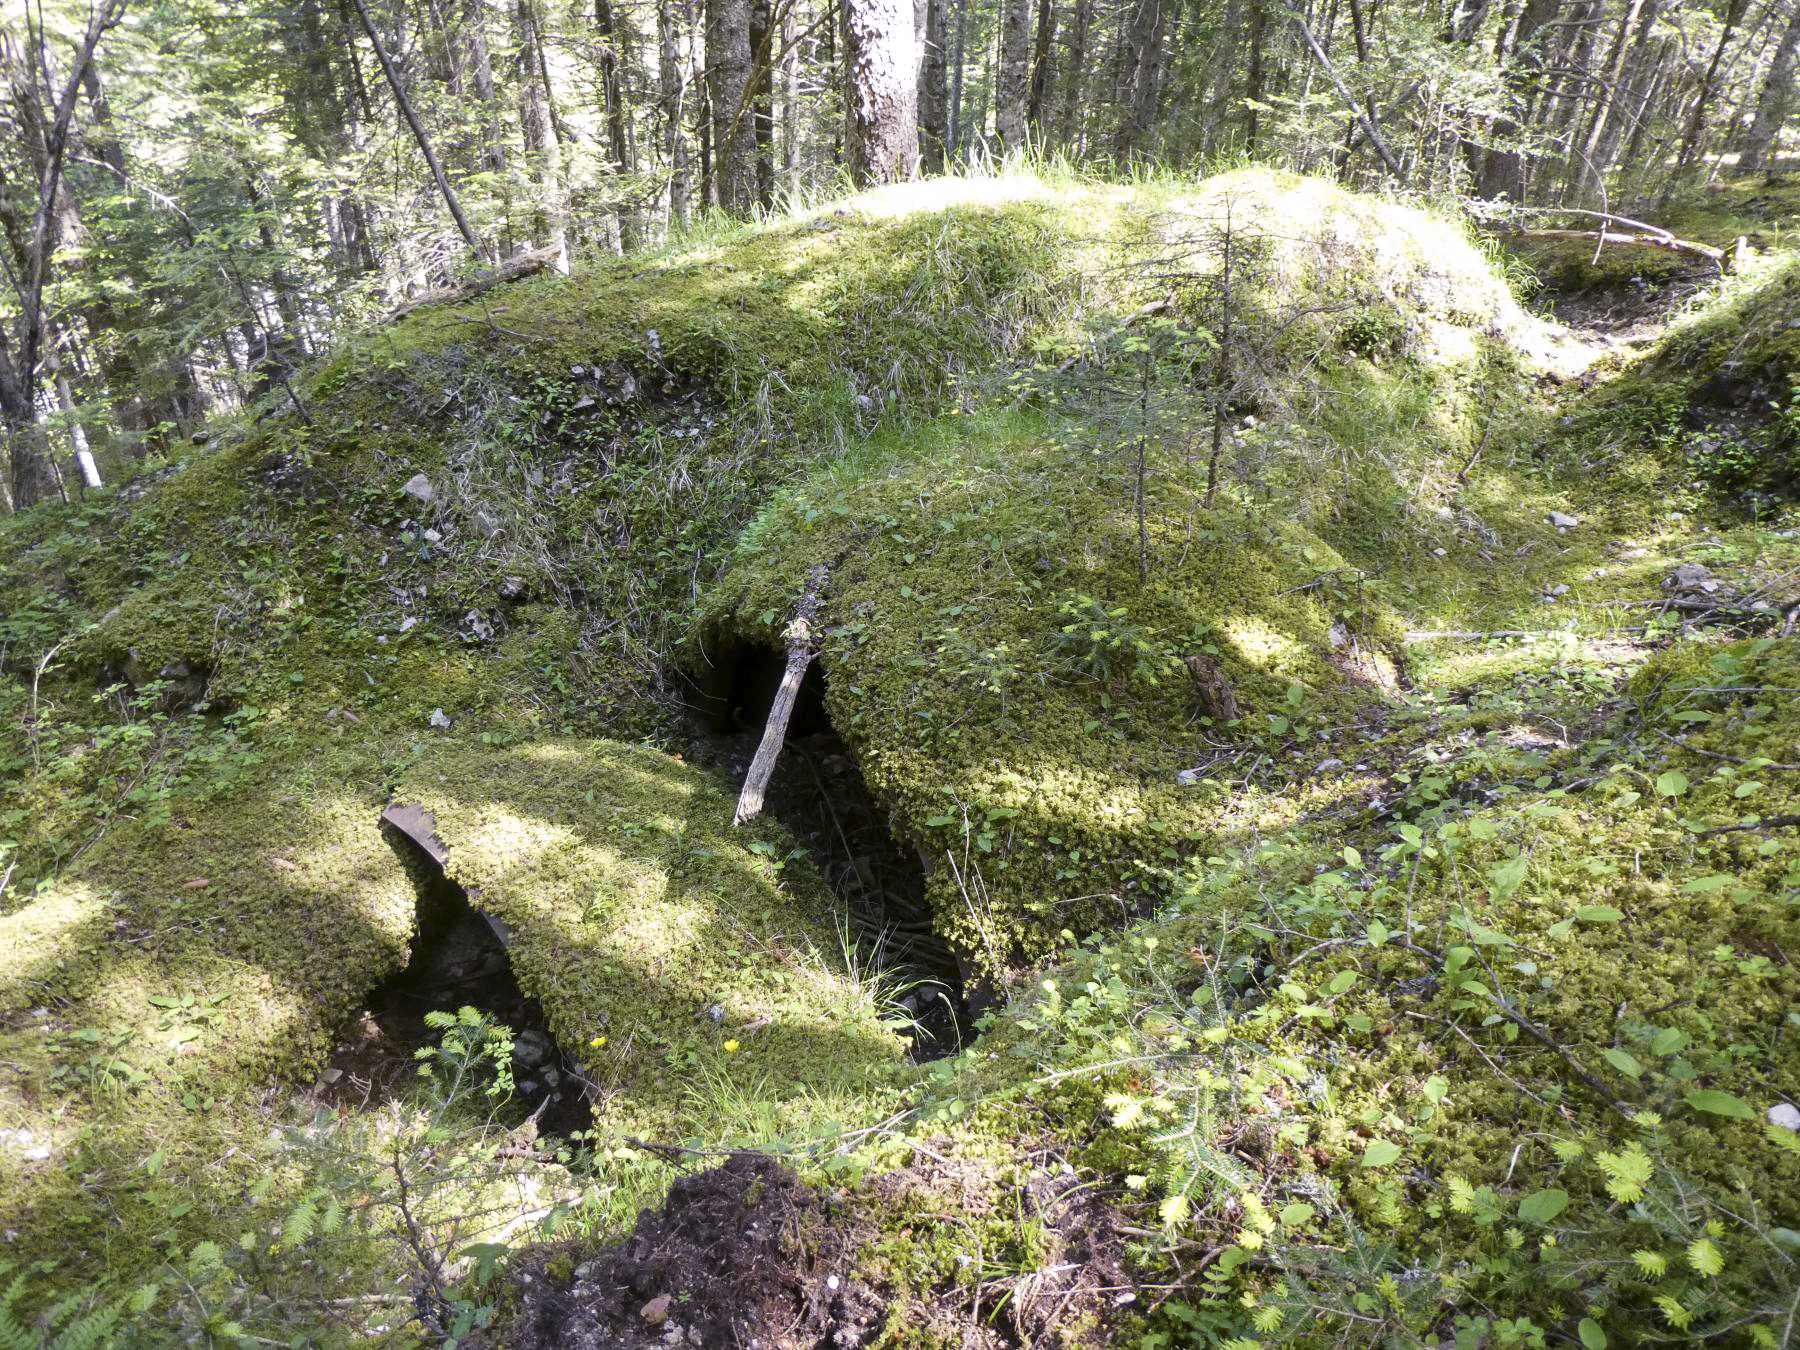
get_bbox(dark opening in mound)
[316,809,593,1136]
[687,636,970,1056]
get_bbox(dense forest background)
[2,0,1797,509]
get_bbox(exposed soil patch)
[1514,242,1716,350]
[685,636,971,1056]
[315,811,592,1136]
[501,1154,880,1350]
[496,1146,1133,1349]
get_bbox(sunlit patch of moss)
[390,738,907,1144]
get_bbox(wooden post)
[734,566,828,827]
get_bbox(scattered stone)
[1434,505,1454,521]
[1175,768,1204,787]
[641,1294,672,1327]
[422,528,443,544]
[1317,758,1344,772]
[1666,562,1721,595]
[499,575,528,601]
[473,509,502,538]
[23,1146,49,1162]
[1770,1103,1800,1132]
[317,1067,343,1085]
[1547,511,1579,530]
[428,708,452,730]
[402,472,435,505]
[512,1028,555,1067]
[571,364,586,377]
[1432,546,1448,558]
[1550,584,1569,597]
[398,616,419,633]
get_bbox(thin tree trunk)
[948,0,967,152]
[782,0,803,195]
[2,0,125,508]
[1027,0,1056,131]
[351,0,487,257]
[1244,0,1268,151]
[1739,0,1800,173]
[919,0,949,167]
[516,0,569,268]
[660,0,695,225]
[1478,0,1559,198]
[1056,0,1090,146]
[751,0,776,205]
[1674,0,1749,169]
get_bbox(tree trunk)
[1739,0,1800,173]
[1674,0,1749,169]
[782,0,803,195]
[351,0,487,257]
[516,0,569,268]
[949,0,967,151]
[1244,0,1268,151]
[1113,0,1164,160]
[1056,0,1090,146]
[1570,0,1645,194]
[660,0,695,225]
[708,0,759,211]
[751,0,776,205]
[844,0,921,184]
[995,0,1030,149]
[1478,0,1560,198]
[919,0,950,167]
[1026,0,1056,131]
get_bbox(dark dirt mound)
[501,1153,880,1349]
[496,1146,1133,1349]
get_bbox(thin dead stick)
[734,565,828,827]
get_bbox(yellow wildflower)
[588,1035,607,1049]
[722,1039,740,1053]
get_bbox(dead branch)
[388,246,561,320]
[734,565,829,827]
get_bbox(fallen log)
[387,245,562,321]
[734,566,830,827]
[1505,227,1725,267]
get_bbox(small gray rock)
[472,510,502,538]
[1547,511,1579,530]
[499,575,528,602]
[512,1029,554,1067]
[427,708,452,729]
[1770,1102,1800,1132]
[402,472,435,505]
[422,527,443,544]
[1175,768,1204,787]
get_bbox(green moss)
[390,738,906,1141]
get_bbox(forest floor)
[2,168,1799,1346]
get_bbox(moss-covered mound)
[698,171,1577,972]
[6,166,1796,1344]
[390,739,904,1131]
